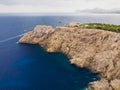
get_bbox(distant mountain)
[76,8,120,14]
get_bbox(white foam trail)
[0,33,25,43]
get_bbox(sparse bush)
[79,23,120,32]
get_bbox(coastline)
[19,23,120,90]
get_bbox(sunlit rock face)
[19,25,54,44]
[19,24,120,90]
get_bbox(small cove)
[0,40,99,90]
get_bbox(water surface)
[1,14,120,90]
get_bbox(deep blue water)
[0,14,120,90]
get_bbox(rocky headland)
[19,23,120,90]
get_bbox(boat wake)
[0,33,25,43]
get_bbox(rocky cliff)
[19,23,120,90]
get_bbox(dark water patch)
[10,44,98,90]
[0,36,99,90]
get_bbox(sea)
[0,14,120,90]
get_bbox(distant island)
[19,22,120,90]
[76,8,120,14]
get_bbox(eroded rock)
[19,24,120,90]
[19,25,54,44]
[89,79,112,90]
[68,22,80,27]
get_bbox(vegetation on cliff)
[80,23,120,32]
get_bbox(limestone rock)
[110,79,120,90]
[19,25,54,44]
[19,24,120,90]
[68,22,80,27]
[89,79,112,90]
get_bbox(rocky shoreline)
[19,23,120,90]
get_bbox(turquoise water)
[1,14,120,90]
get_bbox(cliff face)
[19,24,120,90]
[19,25,55,44]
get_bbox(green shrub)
[80,23,120,32]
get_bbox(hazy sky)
[0,0,119,13]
